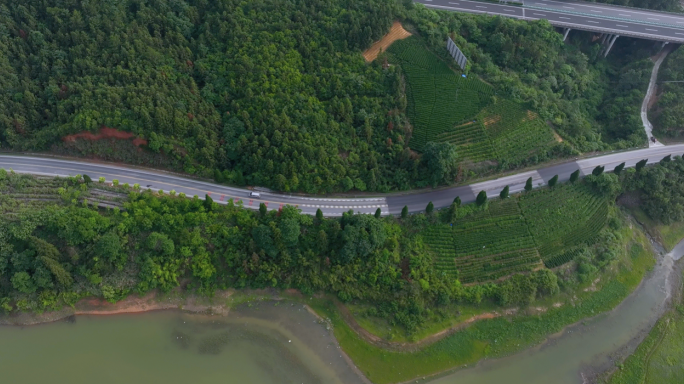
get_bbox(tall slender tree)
[500,185,509,199]
[476,191,487,205]
[524,177,533,192]
[636,159,648,171]
[570,169,580,183]
[548,175,558,187]
[592,165,604,176]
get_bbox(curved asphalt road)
[2,144,684,217]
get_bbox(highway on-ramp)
[2,144,684,217]
[415,0,684,43]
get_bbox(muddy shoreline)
[0,290,233,327]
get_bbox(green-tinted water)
[0,302,365,384]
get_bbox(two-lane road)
[524,0,684,28]
[3,145,684,216]
[387,144,684,214]
[0,156,388,217]
[415,0,684,42]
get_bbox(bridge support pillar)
[563,28,571,42]
[662,41,669,48]
[603,34,619,57]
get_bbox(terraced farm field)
[479,100,557,165]
[519,183,609,268]
[387,37,494,152]
[425,183,608,283]
[0,173,127,214]
[389,36,557,166]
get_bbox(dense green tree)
[476,191,487,206]
[570,169,580,183]
[653,47,684,138]
[500,186,509,199]
[453,196,461,207]
[525,177,533,192]
[592,166,605,176]
[204,194,214,212]
[279,217,301,248]
[11,272,36,294]
[636,159,648,171]
[259,203,268,217]
[316,209,324,223]
[40,257,73,287]
[252,225,279,258]
[661,154,672,164]
[375,208,382,219]
[548,175,558,187]
[401,205,409,219]
[614,162,626,175]
[93,232,126,270]
[422,142,459,187]
[426,201,434,214]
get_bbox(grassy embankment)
[630,206,684,251]
[310,210,656,384]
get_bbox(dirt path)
[362,21,412,62]
[333,299,515,352]
[73,291,230,316]
[642,45,673,147]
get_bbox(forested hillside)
[0,0,409,193]
[652,47,684,139]
[0,0,663,192]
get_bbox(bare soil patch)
[362,21,412,62]
[63,126,148,147]
[553,130,564,143]
[73,291,229,316]
[483,115,501,126]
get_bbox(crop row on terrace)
[425,199,541,283]
[388,36,494,151]
[390,37,556,165]
[478,100,557,164]
[425,184,608,283]
[519,183,608,258]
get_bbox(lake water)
[0,302,366,384]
